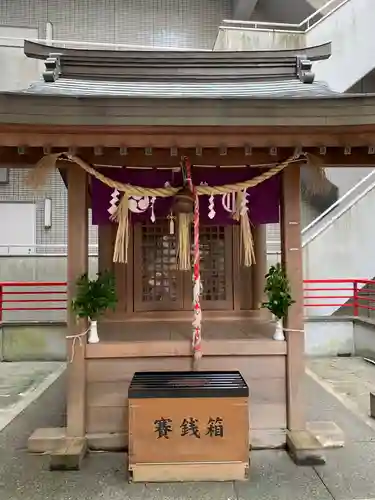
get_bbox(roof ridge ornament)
[296,55,315,84]
[43,53,61,83]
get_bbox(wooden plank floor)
[98,318,275,343]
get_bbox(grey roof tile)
[21,78,338,99]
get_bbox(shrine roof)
[18,40,338,99]
[22,78,335,99]
[4,41,375,133]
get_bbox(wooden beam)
[2,145,375,168]
[1,123,375,148]
[66,164,88,438]
[280,165,305,431]
[0,146,292,168]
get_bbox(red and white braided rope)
[183,157,202,359]
[192,192,202,358]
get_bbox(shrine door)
[133,221,234,312]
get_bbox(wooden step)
[129,460,250,482]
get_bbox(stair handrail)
[267,169,375,252]
[302,169,375,246]
[220,0,350,33]
[302,169,375,235]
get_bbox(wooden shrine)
[0,39,374,473]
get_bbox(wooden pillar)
[66,165,88,437]
[98,224,114,273]
[280,165,305,431]
[252,224,267,309]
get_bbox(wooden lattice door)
[133,222,234,312]
[198,226,233,310]
[133,222,184,311]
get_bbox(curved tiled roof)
[22,77,337,99]
[18,40,338,99]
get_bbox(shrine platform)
[80,315,287,451]
[90,314,284,355]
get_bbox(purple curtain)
[91,166,280,226]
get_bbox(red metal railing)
[0,282,67,321]
[304,279,375,316]
[1,279,375,320]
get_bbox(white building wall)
[0,26,43,91]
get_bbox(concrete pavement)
[1,358,375,499]
[0,361,65,432]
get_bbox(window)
[0,203,36,255]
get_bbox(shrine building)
[1,40,375,470]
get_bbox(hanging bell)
[173,186,195,214]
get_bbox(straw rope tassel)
[177,213,191,271]
[27,153,62,188]
[239,190,256,267]
[111,194,129,263]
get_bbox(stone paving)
[1,358,375,499]
[0,361,65,432]
[307,356,375,431]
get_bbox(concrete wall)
[0,26,43,91]
[326,168,373,197]
[305,317,375,357]
[307,0,375,93]
[346,68,375,200]
[307,0,330,9]
[251,0,316,24]
[347,74,375,198]
[0,322,67,361]
[214,26,305,51]
[304,316,375,358]
[349,67,375,93]
[304,317,354,356]
[353,319,375,358]
[233,0,325,23]
[0,0,230,50]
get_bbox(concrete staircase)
[302,170,375,316]
[215,0,375,93]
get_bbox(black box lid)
[128,370,249,399]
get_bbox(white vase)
[273,318,285,341]
[88,319,100,344]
